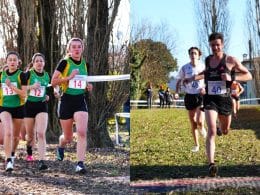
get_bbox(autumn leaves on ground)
[0,131,130,194]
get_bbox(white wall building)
[241,57,258,104]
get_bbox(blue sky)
[131,0,248,71]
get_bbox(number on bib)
[2,83,17,96]
[191,81,199,89]
[29,86,45,97]
[68,75,87,89]
[208,81,227,95]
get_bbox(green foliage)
[130,39,177,100]
[130,45,147,100]
[130,106,260,180]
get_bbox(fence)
[131,98,260,109]
[130,99,185,108]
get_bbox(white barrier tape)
[131,99,185,109]
[46,74,130,87]
[131,104,185,108]
[130,100,147,103]
[131,98,260,109]
[86,74,130,82]
[130,99,184,103]
[131,98,260,104]
[115,112,130,118]
[240,98,260,102]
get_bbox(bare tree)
[0,0,128,147]
[0,0,18,52]
[131,19,176,53]
[86,0,129,148]
[194,0,231,55]
[15,0,38,65]
[130,19,177,100]
[246,0,260,101]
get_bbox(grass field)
[130,106,260,181]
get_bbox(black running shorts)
[58,93,88,120]
[0,105,24,119]
[203,94,232,116]
[24,100,48,118]
[184,93,203,110]
[231,95,239,101]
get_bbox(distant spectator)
[231,80,244,119]
[164,87,172,108]
[145,82,152,109]
[123,96,130,135]
[158,85,165,108]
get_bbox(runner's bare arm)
[183,71,205,84]
[229,56,252,81]
[175,79,182,94]
[51,69,79,87]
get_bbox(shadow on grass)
[231,107,260,139]
[130,164,260,181]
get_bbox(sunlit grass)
[130,106,260,180]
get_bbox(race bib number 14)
[68,75,87,89]
[208,81,227,95]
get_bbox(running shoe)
[191,146,199,152]
[209,163,218,177]
[38,160,48,170]
[11,156,15,165]
[216,127,222,136]
[6,161,13,172]
[56,147,64,161]
[26,155,34,162]
[75,162,87,174]
[200,127,207,138]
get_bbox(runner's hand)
[5,79,12,87]
[200,88,206,95]
[31,82,41,90]
[68,69,79,80]
[86,83,93,92]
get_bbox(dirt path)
[0,142,130,194]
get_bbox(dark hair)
[188,47,202,56]
[6,51,20,60]
[208,32,224,42]
[6,51,22,67]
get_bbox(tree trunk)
[15,0,37,66]
[86,0,114,148]
[37,0,61,142]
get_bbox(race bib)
[29,86,45,97]
[191,81,199,89]
[68,75,87,89]
[231,90,237,95]
[2,82,17,96]
[208,81,226,95]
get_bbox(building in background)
[241,55,259,104]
